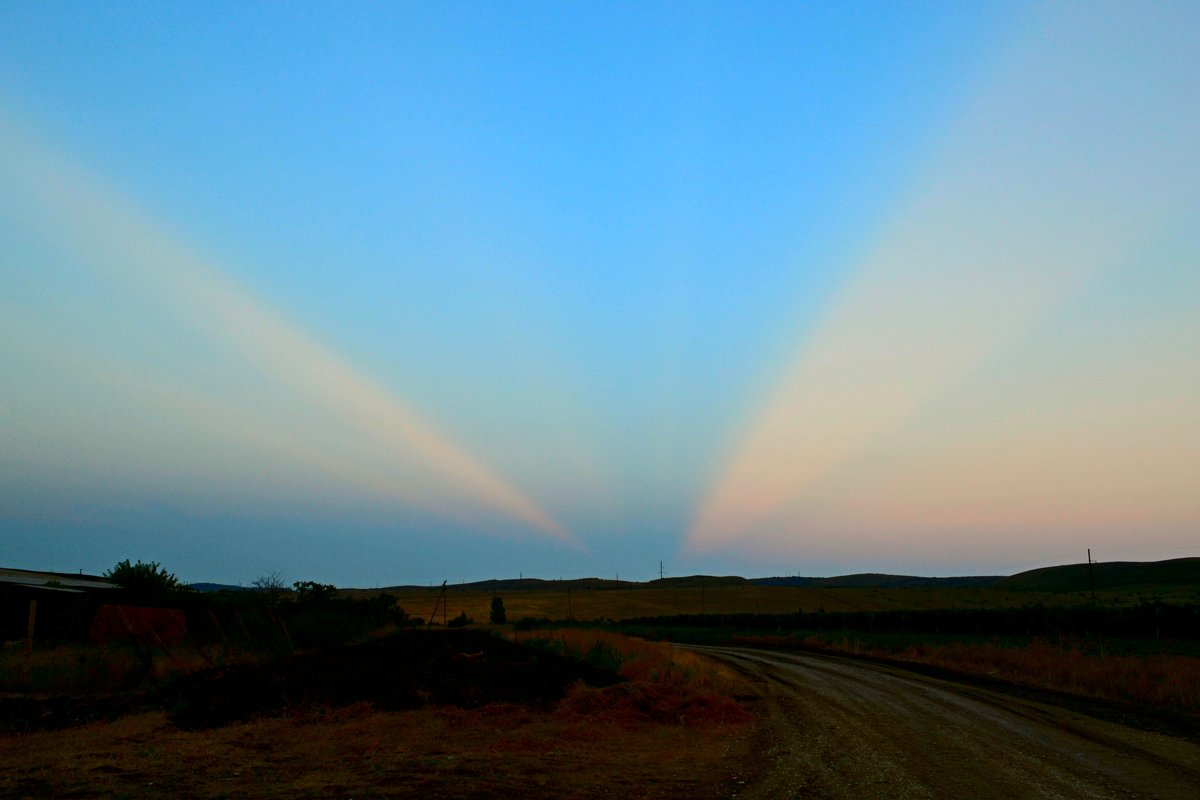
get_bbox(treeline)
[621,603,1200,640]
[175,589,417,652]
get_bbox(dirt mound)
[166,629,621,729]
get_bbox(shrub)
[104,560,184,605]
[447,611,473,628]
[490,596,507,624]
[293,580,338,605]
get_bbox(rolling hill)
[995,557,1200,593]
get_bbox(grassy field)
[354,583,1198,625]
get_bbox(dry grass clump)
[528,629,753,725]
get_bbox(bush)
[490,596,507,624]
[104,559,184,605]
[293,580,338,605]
[447,611,473,628]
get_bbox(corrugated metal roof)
[0,567,117,591]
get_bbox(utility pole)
[660,560,663,580]
[1087,549,1097,604]
[429,580,448,626]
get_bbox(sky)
[1,2,1196,587]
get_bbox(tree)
[104,559,183,604]
[251,570,288,605]
[292,580,338,604]
[490,596,507,624]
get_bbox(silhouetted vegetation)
[292,580,338,604]
[250,569,288,605]
[104,560,187,606]
[446,611,473,628]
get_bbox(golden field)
[355,583,1188,624]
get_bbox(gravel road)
[691,646,1200,800]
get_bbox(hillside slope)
[997,557,1200,592]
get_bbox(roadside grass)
[912,639,1200,712]
[732,631,1200,716]
[523,628,753,726]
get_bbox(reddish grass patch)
[908,639,1200,713]
[529,629,754,726]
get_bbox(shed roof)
[0,567,117,591]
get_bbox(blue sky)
[2,2,1197,586]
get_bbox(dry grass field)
[0,629,757,799]
[1,704,754,799]
[366,585,1076,624]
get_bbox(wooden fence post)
[24,600,37,683]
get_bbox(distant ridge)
[646,575,749,589]
[381,575,752,592]
[381,573,991,591]
[750,573,1002,589]
[184,557,1196,593]
[381,577,640,592]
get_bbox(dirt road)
[692,646,1200,800]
